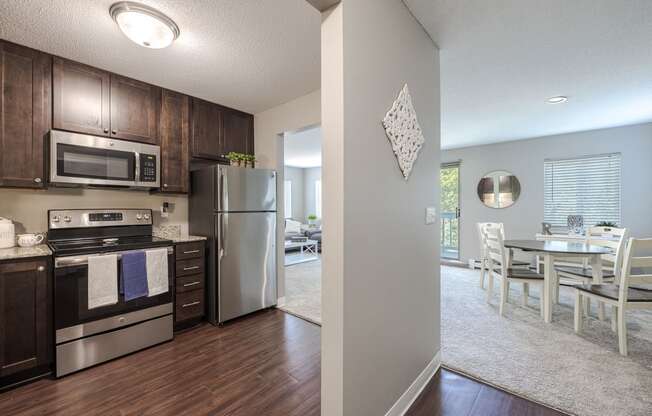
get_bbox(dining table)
[503,240,613,323]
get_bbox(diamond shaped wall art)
[382,84,425,181]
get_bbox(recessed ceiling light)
[546,96,568,104]
[110,2,180,49]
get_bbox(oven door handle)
[55,246,174,268]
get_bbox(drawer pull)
[183,281,201,287]
[183,249,200,254]
[183,266,200,271]
[182,301,200,308]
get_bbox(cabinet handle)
[34,178,42,183]
[103,128,109,133]
[112,130,117,135]
[37,266,45,272]
[163,184,168,188]
[183,281,201,287]
[182,301,200,308]
[183,250,200,254]
[183,266,199,271]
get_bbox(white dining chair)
[485,226,545,316]
[477,222,529,289]
[556,226,628,319]
[574,238,652,356]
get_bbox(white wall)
[321,1,441,415]
[254,89,320,301]
[442,122,652,262]
[304,167,322,219]
[283,166,306,221]
[0,188,188,234]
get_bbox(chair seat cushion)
[556,266,615,279]
[576,284,652,302]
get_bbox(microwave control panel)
[139,154,157,182]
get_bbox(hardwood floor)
[0,309,565,416]
[0,310,321,416]
[406,368,568,416]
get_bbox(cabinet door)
[110,74,161,144]
[191,98,223,160]
[222,110,254,155]
[0,259,51,377]
[159,90,189,193]
[0,41,51,188]
[53,57,110,136]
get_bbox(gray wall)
[442,122,652,263]
[303,167,322,219]
[283,166,305,221]
[321,1,440,415]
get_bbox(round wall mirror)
[477,170,521,209]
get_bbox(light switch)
[425,207,437,224]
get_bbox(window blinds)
[543,153,621,227]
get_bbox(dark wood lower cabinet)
[174,241,206,330]
[0,257,52,388]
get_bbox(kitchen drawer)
[175,242,204,260]
[176,257,204,277]
[176,273,204,293]
[175,290,204,322]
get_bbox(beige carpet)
[279,257,321,325]
[442,265,652,416]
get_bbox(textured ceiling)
[284,125,321,168]
[404,0,652,149]
[0,0,320,114]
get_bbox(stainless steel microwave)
[49,130,160,189]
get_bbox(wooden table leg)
[543,254,553,323]
[591,254,605,320]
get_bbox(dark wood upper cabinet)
[0,259,52,378]
[223,110,254,155]
[159,90,189,193]
[191,98,223,160]
[0,41,51,188]
[53,57,110,137]
[110,74,161,144]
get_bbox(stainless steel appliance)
[190,165,277,324]
[49,130,160,189]
[48,209,173,377]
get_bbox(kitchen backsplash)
[0,188,188,235]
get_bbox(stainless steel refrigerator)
[189,165,277,324]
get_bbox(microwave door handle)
[134,152,140,183]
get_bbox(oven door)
[54,248,174,333]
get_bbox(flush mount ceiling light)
[546,96,568,104]
[110,2,180,49]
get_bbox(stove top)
[50,235,172,257]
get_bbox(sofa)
[284,219,322,252]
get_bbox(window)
[544,153,621,227]
[315,180,322,218]
[284,180,292,219]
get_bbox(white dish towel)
[146,248,169,297]
[88,254,118,309]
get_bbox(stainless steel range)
[48,209,174,377]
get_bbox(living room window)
[315,180,322,218]
[284,180,292,219]
[544,153,621,227]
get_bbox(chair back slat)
[587,226,628,282]
[619,238,652,301]
[477,222,504,260]
[485,226,509,274]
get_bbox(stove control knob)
[136,214,143,220]
[63,216,72,223]
[52,216,60,223]
[143,213,151,221]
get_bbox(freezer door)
[217,165,277,212]
[217,212,276,323]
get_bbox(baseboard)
[384,351,441,416]
[277,296,286,306]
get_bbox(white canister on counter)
[0,217,16,248]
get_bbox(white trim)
[384,351,441,416]
[277,296,286,306]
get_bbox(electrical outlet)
[425,207,437,224]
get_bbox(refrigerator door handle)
[222,169,229,212]
[219,213,228,258]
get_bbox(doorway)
[440,162,460,259]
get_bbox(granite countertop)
[163,235,208,243]
[153,225,207,244]
[0,244,52,261]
